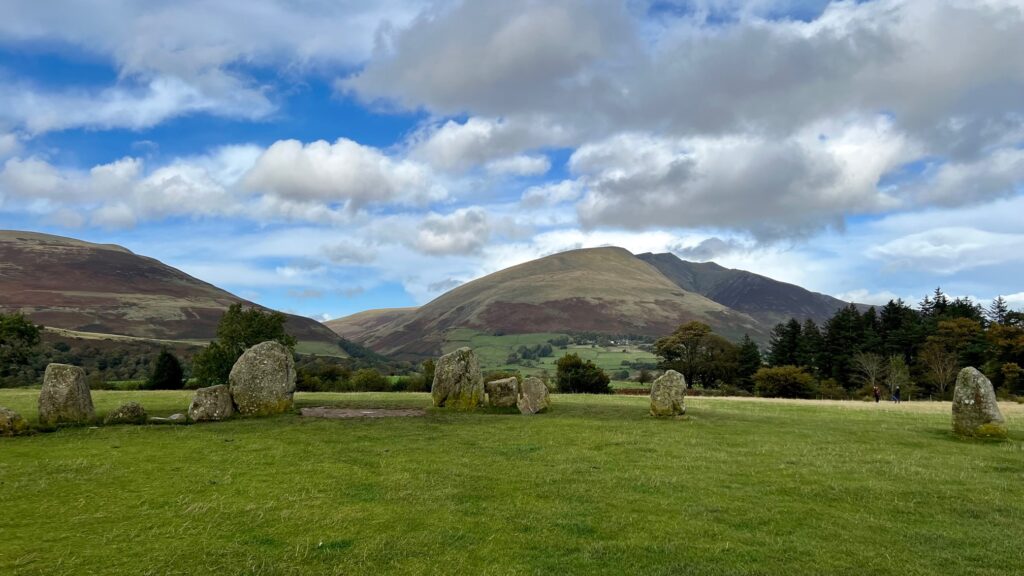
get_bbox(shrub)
[350,368,390,392]
[753,365,816,399]
[147,350,184,390]
[555,353,611,394]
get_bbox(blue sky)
[1,0,1023,321]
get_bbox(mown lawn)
[1,391,1022,575]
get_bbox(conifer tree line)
[765,289,1024,399]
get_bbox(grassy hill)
[0,230,344,355]
[329,247,763,359]
[2,390,1021,575]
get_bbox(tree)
[822,304,864,387]
[637,368,653,384]
[752,366,817,399]
[147,350,184,390]
[555,353,611,394]
[1001,363,1022,395]
[851,352,886,390]
[0,312,42,369]
[886,355,912,398]
[350,368,390,391]
[797,319,824,372]
[919,342,958,397]
[192,304,297,386]
[929,318,986,368]
[422,359,436,390]
[655,321,739,388]
[736,334,762,391]
[767,319,802,367]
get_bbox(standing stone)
[486,377,519,408]
[38,363,95,427]
[0,407,30,436]
[517,377,550,415]
[228,341,296,416]
[952,367,1007,438]
[104,402,148,425]
[188,384,234,422]
[431,347,485,410]
[650,370,686,417]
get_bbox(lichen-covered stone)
[432,347,485,410]
[38,363,95,427]
[104,402,148,425]
[952,367,1007,438]
[188,384,234,422]
[650,370,686,417]
[228,341,296,416]
[0,407,30,436]
[517,376,550,415]
[486,377,519,408]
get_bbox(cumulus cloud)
[242,138,446,210]
[669,237,749,261]
[868,227,1024,274]
[484,154,550,177]
[406,116,573,172]
[415,207,490,255]
[520,180,583,208]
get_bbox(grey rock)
[517,377,550,415]
[486,377,519,408]
[952,367,1007,438]
[38,363,95,427]
[431,347,485,410]
[0,407,30,436]
[188,384,235,422]
[650,370,686,417]
[229,341,296,416]
[104,402,148,425]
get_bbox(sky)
[0,0,1023,322]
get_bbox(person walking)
[873,385,881,403]
[893,385,902,404]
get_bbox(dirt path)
[300,407,427,419]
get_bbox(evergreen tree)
[147,350,184,390]
[822,304,864,388]
[860,307,882,354]
[767,319,802,367]
[987,296,1010,326]
[796,319,823,373]
[736,334,762,391]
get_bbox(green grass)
[1,391,1023,575]
[443,328,657,377]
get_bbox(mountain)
[0,230,341,350]
[636,252,854,328]
[328,246,764,358]
[326,308,417,340]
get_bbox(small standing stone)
[952,367,1007,438]
[229,341,297,416]
[431,347,485,410]
[517,377,550,415]
[0,407,30,436]
[104,402,148,425]
[486,377,519,408]
[650,370,686,417]
[188,384,234,422]
[38,363,95,427]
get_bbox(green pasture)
[1,390,1022,575]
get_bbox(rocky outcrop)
[486,377,519,408]
[517,377,550,415]
[188,384,234,422]
[38,363,95,427]
[952,367,1007,439]
[0,407,29,436]
[650,370,687,417]
[431,347,485,410]
[229,341,297,416]
[104,402,148,425]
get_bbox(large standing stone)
[0,407,29,436]
[188,384,234,422]
[650,370,686,417]
[38,363,95,427]
[517,377,550,415]
[486,377,519,408]
[104,402,148,425]
[431,347,485,410]
[952,367,1007,439]
[229,341,297,416]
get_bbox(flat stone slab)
[300,407,427,419]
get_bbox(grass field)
[2,390,1023,575]
[443,328,657,377]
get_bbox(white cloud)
[520,179,583,208]
[406,116,573,172]
[0,133,21,159]
[868,227,1024,274]
[415,207,490,255]
[832,289,904,307]
[242,138,446,210]
[484,154,550,177]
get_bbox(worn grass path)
[1,391,1022,575]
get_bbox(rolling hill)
[328,247,766,359]
[0,230,342,352]
[636,252,854,328]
